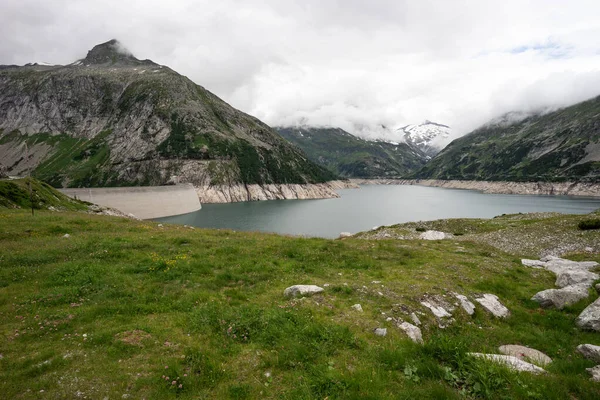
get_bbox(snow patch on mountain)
[399,121,451,157]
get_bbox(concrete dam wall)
[59,184,201,219]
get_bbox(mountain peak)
[82,39,139,65]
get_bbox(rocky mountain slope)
[416,96,600,181]
[276,126,426,178]
[0,40,337,188]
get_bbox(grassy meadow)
[1,208,600,399]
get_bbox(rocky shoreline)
[195,180,358,204]
[351,178,600,197]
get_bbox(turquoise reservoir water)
[156,185,600,238]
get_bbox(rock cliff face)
[196,180,358,203]
[353,179,600,197]
[0,40,337,188]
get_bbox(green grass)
[0,178,88,210]
[0,210,599,399]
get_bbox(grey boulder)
[398,321,423,344]
[587,365,600,382]
[283,285,324,298]
[374,328,387,337]
[531,285,589,309]
[453,293,476,315]
[474,294,510,318]
[420,230,446,240]
[498,345,552,367]
[576,297,600,331]
[555,270,599,288]
[577,344,600,363]
[468,353,545,374]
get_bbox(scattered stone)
[374,328,387,337]
[474,294,510,318]
[157,224,163,227]
[398,322,423,344]
[577,344,600,363]
[351,304,363,312]
[421,300,452,318]
[410,312,421,326]
[587,365,600,382]
[576,297,600,331]
[420,230,446,240]
[521,259,546,268]
[531,285,589,309]
[555,270,599,288]
[372,226,379,231]
[453,293,476,315]
[468,353,546,374]
[283,285,324,298]
[62,233,70,238]
[498,345,552,366]
[339,232,352,238]
[585,247,594,253]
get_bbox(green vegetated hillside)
[417,95,600,182]
[0,178,88,210]
[0,40,336,188]
[277,126,427,178]
[2,208,600,399]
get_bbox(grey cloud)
[1,0,599,140]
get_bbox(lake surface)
[155,185,600,238]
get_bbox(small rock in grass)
[531,285,589,309]
[474,294,510,318]
[374,328,387,337]
[398,322,423,344]
[577,344,600,363]
[283,285,324,298]
[157,224,163,227]
[498,345,552,366]
[576,297,600,331]
[587,365,600,382]
[421,300,452,318]
[468,353,546,374]
[63,233,70,238]
[420,230,446,240]
[339,232,352,238]
[351,304,363,312]
[410,312,421,326]
[453,293,476,315]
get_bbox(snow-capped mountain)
[398,121,451,157]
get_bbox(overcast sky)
[2,0,600,140]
